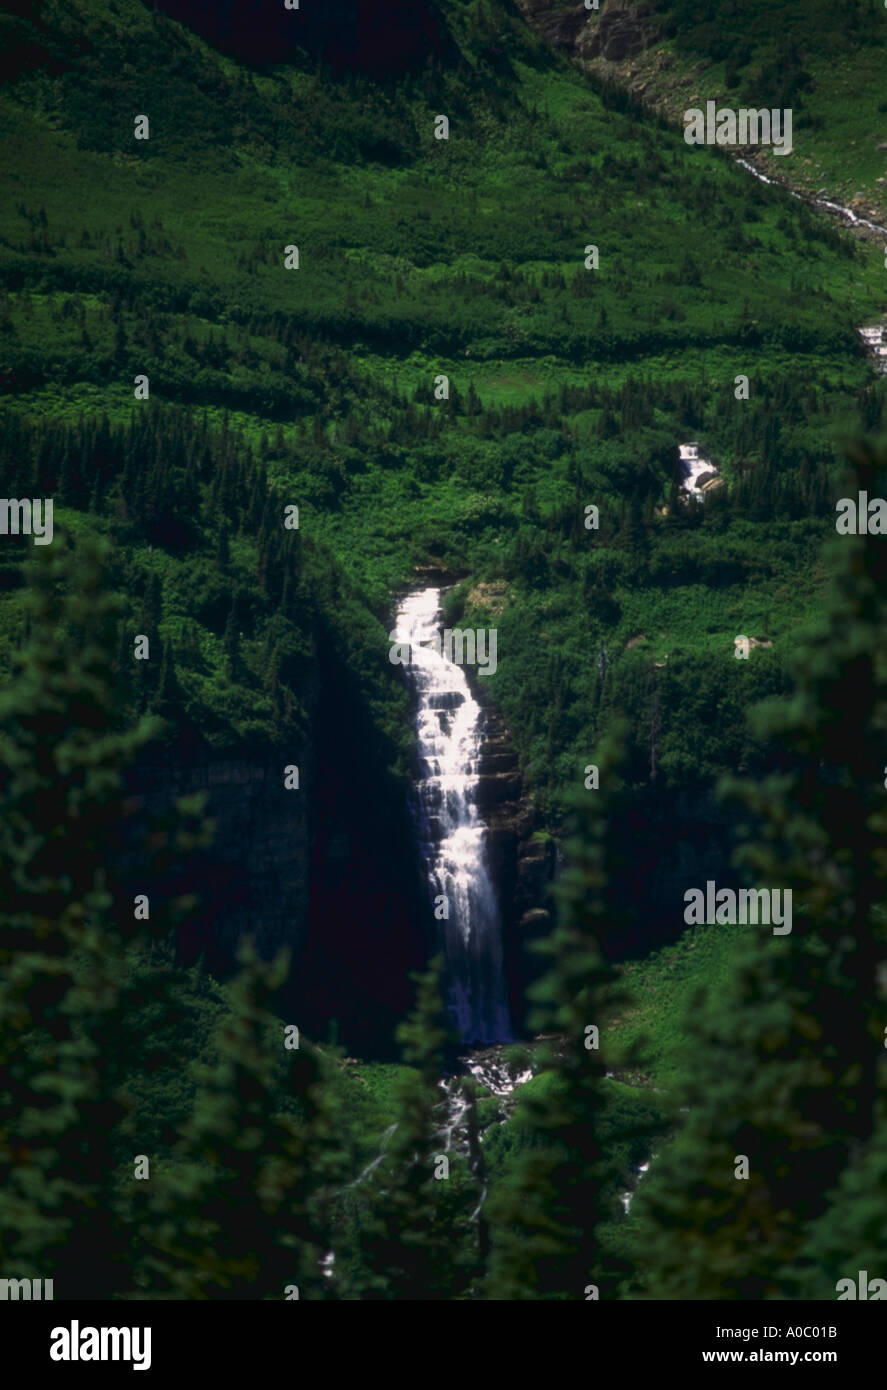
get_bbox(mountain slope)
[516,0,887,232]
[0,0,885,998]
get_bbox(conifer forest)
[2,0,887,1356]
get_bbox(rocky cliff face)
[473,742,739,1022]
[471,681,557,1034]
[126,642,429,1058]
[468,676,742,1014]
[511,0,588,51]
[123,602,729,1052]
[576,1,663,63]
[611,785,739,959]
[125,750,313,970]
[297,655,429,1057]
[513,0,663,66]
[471,692,736,1024]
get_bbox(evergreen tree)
[155,637,181,722]
[337,958,476,1300]
[486,725,644,1300]
[223,599,240,680]
[792,1105,887,1299]
[140,938,333,1300]
[0,538,162,1296]
[633,442,887,1298]
[215,523,230,574]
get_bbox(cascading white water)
[678,441,719,498]
[394,587,512,1044]
[734,155,887,237]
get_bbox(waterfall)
[678,442,721,498]
[394,587,512,1044]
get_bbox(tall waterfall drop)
[394,588,512,1044]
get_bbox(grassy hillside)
[1,0,885,816]
[539,0,887,228]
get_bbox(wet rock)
[427,690,465,711]
[581,2,662,63]
[478,750,519,775]
[475,770,523,808]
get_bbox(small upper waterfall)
[394,587,512,1044]
[678,442,722,498]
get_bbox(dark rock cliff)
[126,750,313,971]
[513,0,664,64]
[470,670,742,1026]
[471,680,557,1035]
[126,641,429,1060]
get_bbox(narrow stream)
[734,155,887,238]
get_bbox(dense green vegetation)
[563,0,887,227]
[1,0,886,1302]
[0,405,412,759]
[1,0,885,814]
[4,471,886,1297]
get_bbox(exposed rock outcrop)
[577,1,663,62]
[513,0,663,67]
[125,641,429,1058]
[515,0,887,238]
[125,751,312,968]
[470,682,557,1034]
[511,0,588,50]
